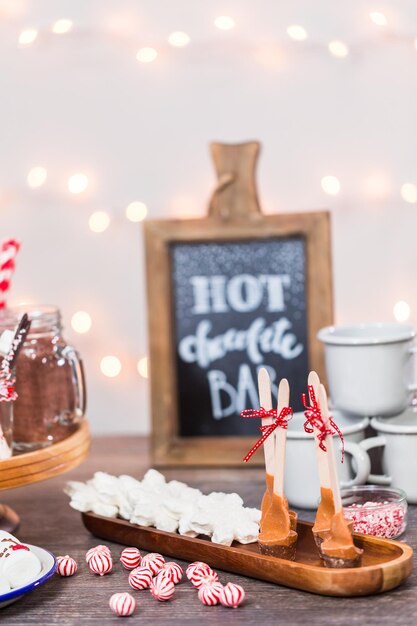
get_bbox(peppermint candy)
[186,561,211,580]
[189,568,219,589]
[120,547,141,570]
[89,551,113,576]
[159,562,183,584]
[198,582,224,606]
[150,574,175,602]
[56,555,77,577]
[85,545,111,563]
[128,566,154,590]
[109,592,136,617]
[141,553,165,576]
[219,583,245,608]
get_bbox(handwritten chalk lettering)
[190,274,291,314]
[208,364,278,420]
[178,317,303,368]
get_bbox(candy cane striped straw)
[0,239,21,309]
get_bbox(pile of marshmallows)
[56,545,245,617]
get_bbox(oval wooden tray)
[0,421,90,490]
[82,512,413,597]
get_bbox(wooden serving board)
[82,512,413,597]
[0,421,90,490]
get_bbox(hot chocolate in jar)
[0,306,86,450]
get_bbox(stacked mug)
[314,323,417,507]
[284,323,417,511]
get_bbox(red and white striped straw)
[0,239,21,309]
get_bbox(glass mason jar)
[0,305,86,450]
[0,382,14,459]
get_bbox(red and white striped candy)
[89,551,113,576]
[159,562,183,584]
[198,582,224,606]
[109,592,136,617]
[128,566,154,590]
[219,583,245,608]
[150,575,175,602]
[141,553,165,576]
[186,561,211,580]
[0,239,20,309]
[85,545,111,563]
[120,547,141,570]
[189,568,219,589]
[56,555,77,577]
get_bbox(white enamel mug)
[360,409,417,503]
[284,411,371,509]
[318,323,417,417]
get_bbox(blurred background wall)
[0,0,416,434]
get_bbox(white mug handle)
[408,345,417,392]
[360,435,392,485]
[338,440,371,488]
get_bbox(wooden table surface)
[1,436,416,625]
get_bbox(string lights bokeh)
[137,357,148,379]
[168,31,190,48]
[393,301,411,323]
[51,19,73,34]
[214,16,235,31]
[400,183,417,204]
[287,25,308,41]
[71,311,92,334]
[27,167,47,189]
[125,202,148,223]
[328,41,349,58]
[8,7,417,381]
[89,211,111,233]
[100,356,122,378]
[136,47,158,63]
[369,11,388,26]
[68,173,89,194]
[18,28,37,46]
[321,176,341,196]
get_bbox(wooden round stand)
[0,420,90,532]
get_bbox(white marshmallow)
[0,532,42,589]
[64,470,261,545]
[154,512,179,533]
[91,502,118,518]
[0,575,10,595]
[212,525,235,546]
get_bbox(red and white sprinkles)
[141,552,165,576]
[109,592,136,617]
[150,574,176,601]
[56,555,77,577]
[86,545,111,563]
[344,501,407,539]
[159,562,183,584]
[120,547,141,570]
[128,566,154,590]
[219,582,246,608]
[88,551,113,576]
[198,582,224,606]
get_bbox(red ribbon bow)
[302,385,344,462]
[240,406,293,463]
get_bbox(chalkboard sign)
[144,141,333,466]
[171,238,309,437]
